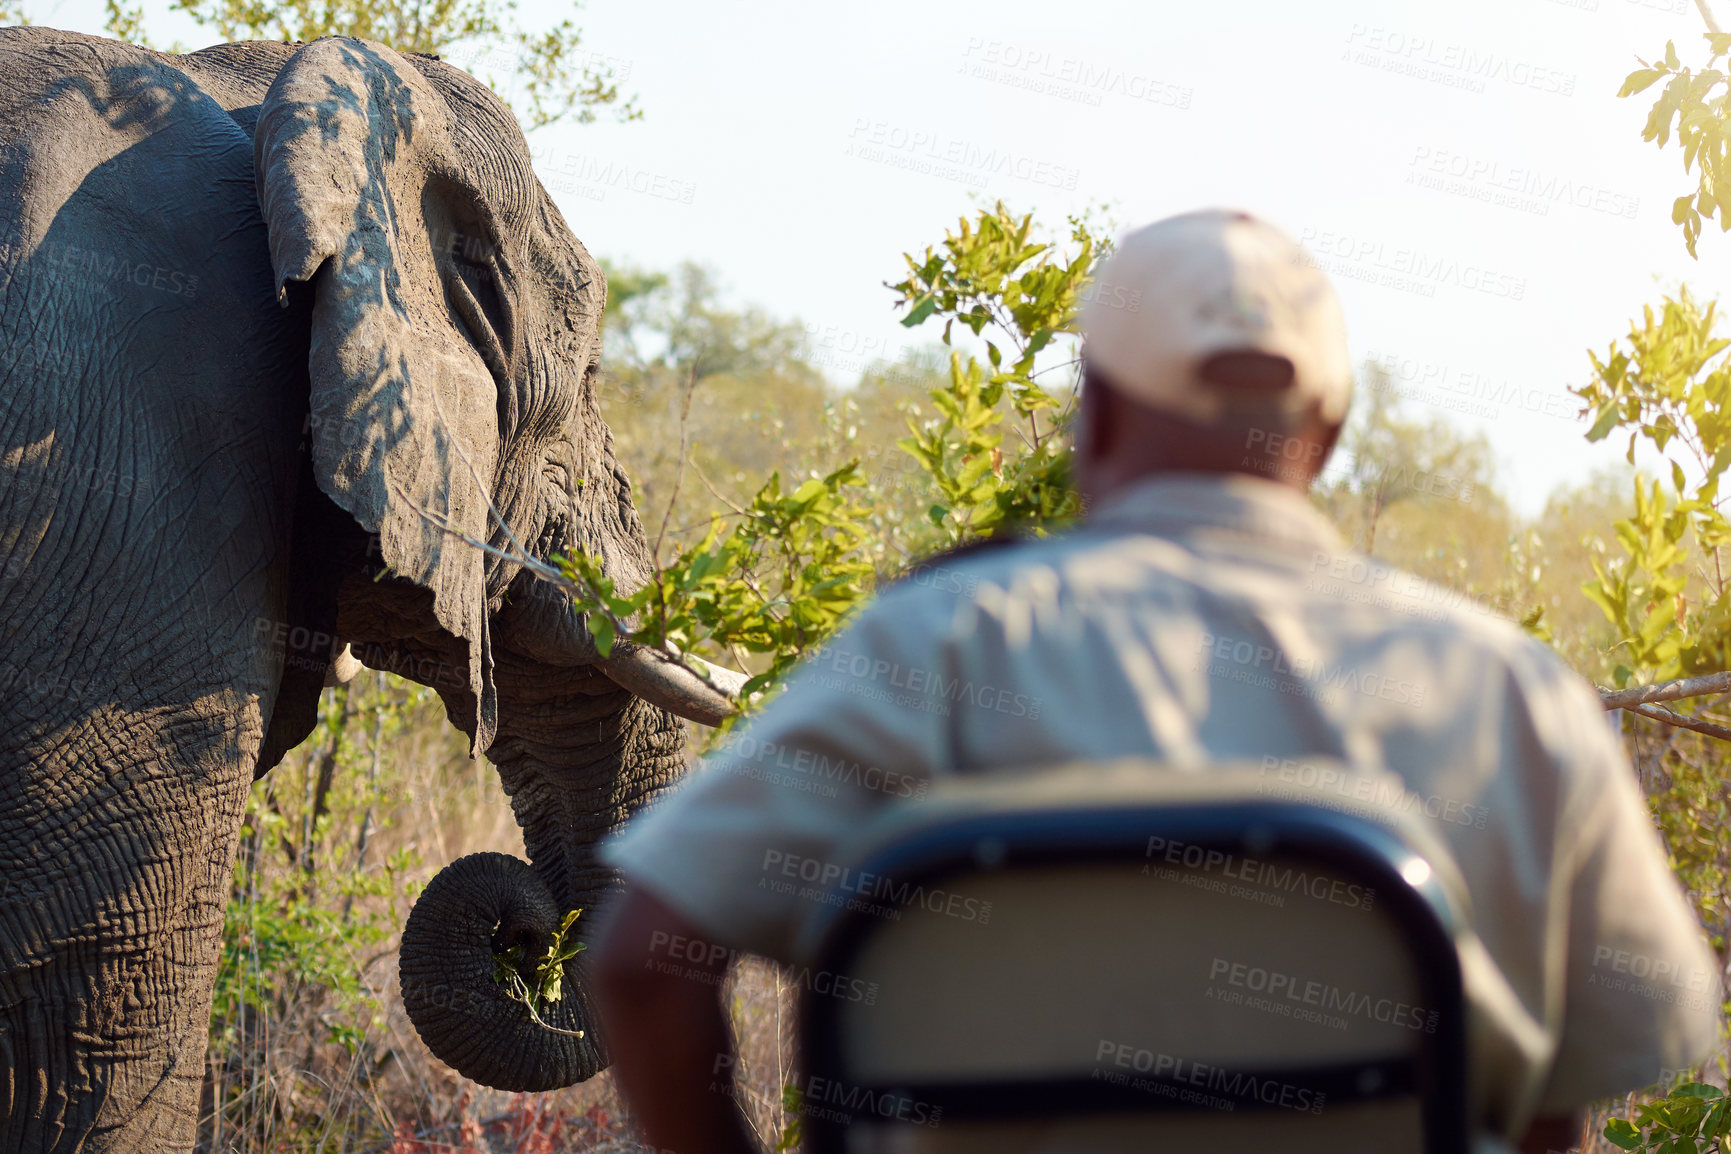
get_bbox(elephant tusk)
[690,655,749,697]
[596,644,745,727]
[324,643,364,687]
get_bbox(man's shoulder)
[1309,553,1540,647]
[870,533,1579,674]
[1308,553,1603,721]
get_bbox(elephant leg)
[0,692,259,1154]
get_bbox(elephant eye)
[544,460,581,496]
[425,185,517,382]
[446,259,514,387]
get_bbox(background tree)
[2,0,637,130]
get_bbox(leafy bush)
[559,203,1102,713]
[1606,1082,1731,1151]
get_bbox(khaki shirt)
[604,472,1720,1125]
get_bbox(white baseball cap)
[1080,210,1352,427]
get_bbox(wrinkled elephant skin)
[0,27,689,1152]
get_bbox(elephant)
[0,25,736,1152]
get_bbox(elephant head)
[249,38,728,1089]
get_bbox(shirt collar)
[1087,472,1348,556]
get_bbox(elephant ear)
[255,37,510,750]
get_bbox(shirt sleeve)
[599,587,952,963]
[1539,695,1724,1111]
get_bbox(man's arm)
[593,885,759,1154]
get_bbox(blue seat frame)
[796,800,1470,1154]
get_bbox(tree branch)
[1697,0,1723,35]
[1624,700,1731,743]
[1600,671,1731,710]
[399,390,743,700]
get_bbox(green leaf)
[1605,1118,1643,1150]
[900,295,938,327]
[1589,405,1624,442]
[591,613,615,658]
[1623,68,1667,97]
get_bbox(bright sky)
[35,0,1731,515]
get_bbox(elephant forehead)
[412,57,538,234]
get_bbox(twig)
[1625,701,1731,743]
[1600,671,1731,710]
[408,496,747,693]
[400,496,569,587]
[423,388,551,585]
[501,972,587,1038]
[689,456,749,516]
[1697,0,1723,34]
[651,351,704,652]
[653,350,704,565]
[1028,355,1082,381]
[660,510,752,539]
[404,388,747,699]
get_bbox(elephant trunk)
[399,852,601,1090]
[399,679,684,1089]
